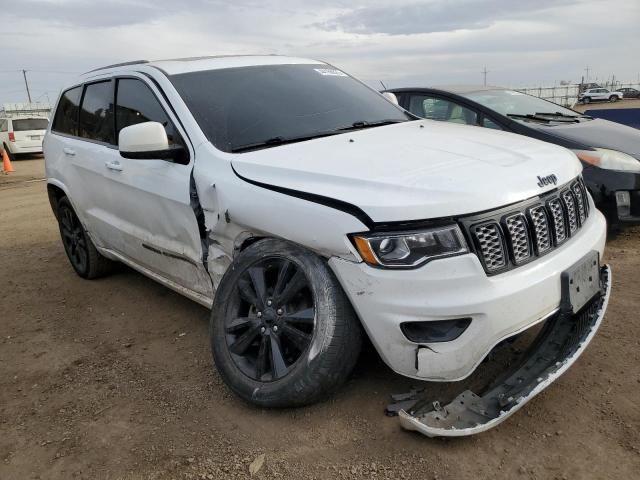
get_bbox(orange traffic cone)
[2,148,14,174]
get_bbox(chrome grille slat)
[562,190,579,234]
[529,206,552,254]
[469,176,590,275]
[505,214,531,264]
[571,182,587,224]
[548,198,567,243]
[473,223,506,272]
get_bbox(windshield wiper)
[231,131,345,153]
[336,119,407,131]
[230,119,408,153]
[506,113,578,123]
[535,111,592,119]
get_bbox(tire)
[56,196,114,279]
[210,238,362,408]
[609,95,618,103]
[583,97,591,104]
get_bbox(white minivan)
[44,56,611,437]
[1,116,49,159]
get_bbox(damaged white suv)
[44,56,611,437]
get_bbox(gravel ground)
[1,159,639,480]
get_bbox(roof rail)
[86,60,150,74]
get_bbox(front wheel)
[609,95,618,102]
[210,238,362,407]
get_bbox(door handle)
[105,160,123,171]
[63,147,76,156]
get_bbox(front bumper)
[398,265,611,437]
[329,209,607,381]
[583,166,640,223]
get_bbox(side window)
[79,81,115,144]
[482,116,503,130]
[408,94,478,125]
[52,86,82,136]
[0,119,7,132]
[115,78,183,147]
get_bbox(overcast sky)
[0,0,638,104]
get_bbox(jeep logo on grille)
[537,174,558,188]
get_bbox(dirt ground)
[1,158,639,480]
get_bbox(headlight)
[574,148,640,172]
[352,225,468,268]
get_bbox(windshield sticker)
[314,68,348,77]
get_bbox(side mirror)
[381,92,399,106]
[118,121,187,164]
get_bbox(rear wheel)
[57,196,114,279]
[210,238,362,407]
[583,97,591,104]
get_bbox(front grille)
[473,223,506,272]
[468,177,591,275]
[504,214,531,264]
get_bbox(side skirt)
[97,246,213,309]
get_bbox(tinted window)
[482,116,502,130]
[170,64,410,153]
[12,118,49,131]
[0,119,7,132]
[79,81,114,144]
[52,86,82,136]
[115,78,183,147]
[408,95,478,125]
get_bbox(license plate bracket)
[560,251,601,314]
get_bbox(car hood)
[528,118,640,159]
[231,120,582,224]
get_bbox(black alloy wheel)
[59,201,89,274]
[225,257,315,382]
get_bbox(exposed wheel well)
[47,184,67,220]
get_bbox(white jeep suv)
[578,87,623,103]
[44,56,611,437]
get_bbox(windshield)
[460,89,578,117]
[12,118,49,131]
[170,64,411,152]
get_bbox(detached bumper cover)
[399,265,611,437]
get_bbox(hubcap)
[225,257,316,382]
[60,206,88,273]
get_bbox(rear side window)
[52,86,82,136]
[115,78,183,147]
[0,119,7,132]
[12,118,49,131]
[79,81,114,144]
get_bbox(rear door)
[10,117,48,150]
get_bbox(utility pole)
[481,66,489,86]
[22,69,32,103]
[584,65,590,83]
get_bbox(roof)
[86,55,325,76]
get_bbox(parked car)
[578,82,601,93]
[0,116,49,160]
[618,87,640,99]
[45,56,611,437]
[578,87,623,103]
[386,86,640,225]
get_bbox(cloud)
[0,0,638,104]
[317,0,579,34]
